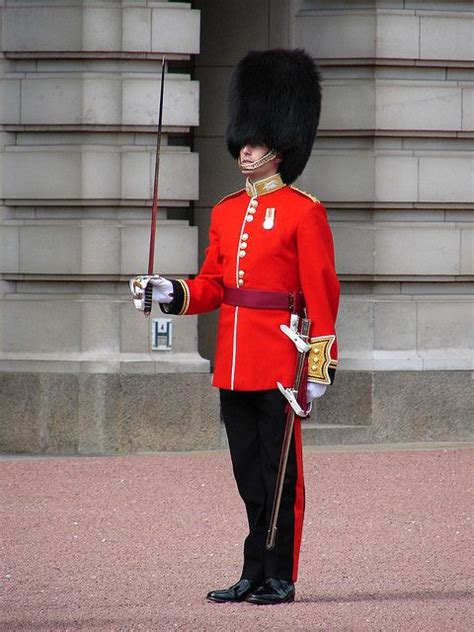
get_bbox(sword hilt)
[144,283,153,317]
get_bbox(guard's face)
[239,144,282,180]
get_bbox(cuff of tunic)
[159,279,190,315]
[307,335,337,385]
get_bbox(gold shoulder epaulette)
[290,185,320,203]
[215,188,245,206]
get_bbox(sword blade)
[147,56,166,277]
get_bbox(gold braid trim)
[177,280,190,315]
[290,185,320,203]
[307,335,336,385]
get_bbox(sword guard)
[280,324,310,353]
[277,382,311,418]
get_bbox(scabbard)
[266,317,311,551]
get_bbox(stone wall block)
[0,79,20,125]
[376,84,462,131]
[3,151,82,200]
[22,78,82,125]
[81,224,120,275]
[0,373,43,453]
[420,15,474,62]
[120,303,198,355]
[0,225,19,273]
[320,82,375,130]
[82,151,121,199]
[82,7,121,51]
[417,300,473,351]
[2,6,200,55]
[314,371,373,426]
[372,371,473,443]
[12,76,198,128]
[39,373,80,454]
[460,228,474,274]
[301,152,375,202]
[462,88,474,130]
[120,224,198,276]
[419,155,474,203]
[19,225,81,275]
[374,224,460,275]
[332,224,374,275]
[376,13,419,59]
[122,78,199,127]
[3,150,198,202]
[121,152,150,200]
[81,302,120,354]
[82,77,122,126]
[2,7,83,52]
[375,155,418,202]
[122,7,151,52]
[117,374,220,452]
[374,300,417,350]
[337,297,374,352]
[3,222,197,276]
[295,13,376,59]
[157,152,199,201]
[151,8,200,54]
[2,301,81,353]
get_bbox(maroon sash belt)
[223,286,305,315]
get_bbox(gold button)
[238,270,245,277]
[240,242,248,249]
[246,215,254,222]
[242,233,249,241]
[238,279,244,286]
[239,250,246,257]
[248,208,256,215]
[311,364,317,371]
[250,199,258,208]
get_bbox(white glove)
[149,276,174,303]
[306,382,327,403]
[129,275,174,311]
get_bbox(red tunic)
[163,173,340,391]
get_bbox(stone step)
[220,422,374,449]
[302,423,374,446]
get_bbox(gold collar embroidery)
[245,174,285,197]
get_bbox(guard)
[130,48,340,605]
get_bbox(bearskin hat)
[225,48,322,184]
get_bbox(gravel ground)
[1,444,472,631]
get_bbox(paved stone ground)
[1,444,473,631]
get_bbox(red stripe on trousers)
[292,418,305,582]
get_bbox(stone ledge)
[0,353,211,375]
[0,372,220,454]
[0,370,471,455]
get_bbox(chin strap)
[238,148,277,171]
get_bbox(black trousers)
[220,389,305,583]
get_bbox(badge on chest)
[263,207,276,230]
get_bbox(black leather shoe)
[246,578,295,605]
[206,578,260,603]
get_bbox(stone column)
[294,0,474,442]
[0,1,220,453]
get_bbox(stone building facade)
[0,0,472,453]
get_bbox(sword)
[143,56,166,316]
[266,317,312,551]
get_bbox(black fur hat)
[225,48,322,184]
